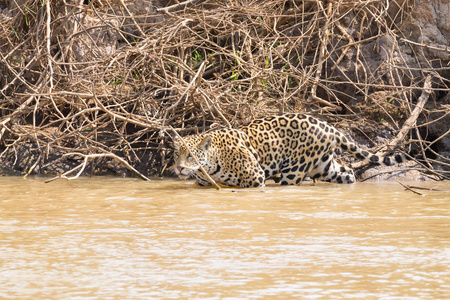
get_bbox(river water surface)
[1,176,449,299]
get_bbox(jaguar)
[173,113,405,187]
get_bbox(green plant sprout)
[11,26,19,39]
[192,49,204,64]
[25,6,36,14]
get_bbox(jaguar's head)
[172,134,213,178]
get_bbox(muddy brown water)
[1,176,449,299]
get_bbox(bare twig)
[157,0,203,14]
[0,95,35,140]
[162,60,208,127]
[397,180,424,196]
[307,2,336,109]
[119,0,145,36]
[45,152,150,183]
[406,185,448,192]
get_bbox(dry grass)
[0,0,449,179]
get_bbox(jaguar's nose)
[177,167,183,172]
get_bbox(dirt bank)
[0,0,449,181]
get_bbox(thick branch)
[388,75,432,148]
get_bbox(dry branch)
[162,60,209,128]
[388,75,433,149]
[397,180,424,196]
[307,1,337,110]
[157,0,204,14]
[45,152,150,183]
[0,95,35,140]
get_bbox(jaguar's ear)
[199,136,212,151]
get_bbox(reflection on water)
[0,176,449,299]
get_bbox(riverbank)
[1,0,449,181]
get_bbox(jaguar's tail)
[335,133,405,166]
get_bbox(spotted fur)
[173,113,405,187]
[173,128,265,188]
[241,113,404,185]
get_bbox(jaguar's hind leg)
[279,163,312,186]
[322,160,355,183]
[279,171,309,185]
[309,153,355,184]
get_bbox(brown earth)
[0,0,449,182]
